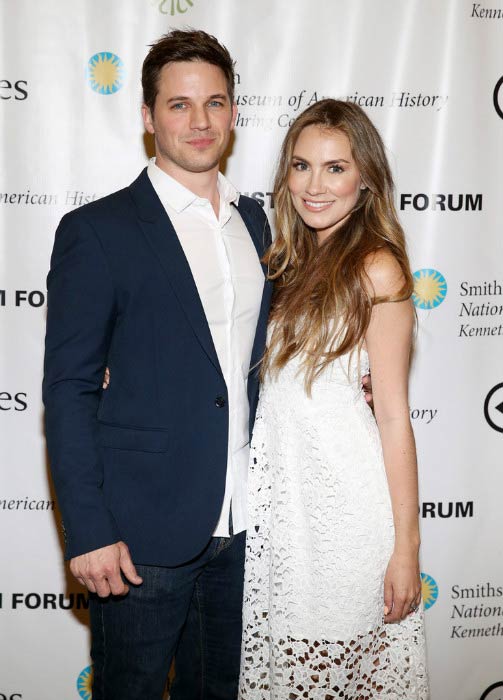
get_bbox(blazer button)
[215,396,226,408]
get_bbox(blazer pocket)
[97,423,172,453]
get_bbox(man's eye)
[172,103,186,110]
[208,100,224,107]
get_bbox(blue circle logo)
[77,665,93,700]
[87,52,124,94]
[412,269,447,309]
[421,572,439,610]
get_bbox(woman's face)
[287,125,364,243]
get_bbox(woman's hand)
[383,549,421,623]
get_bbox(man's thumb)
[118,542,143,584]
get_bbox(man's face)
[142,60,236,179]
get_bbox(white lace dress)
[239,348,429,699]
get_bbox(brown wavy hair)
[142,29,235,112]
[263,99,413,393]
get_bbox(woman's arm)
[364,249,422,623]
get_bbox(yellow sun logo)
[87,52,124,95]
[412,269,447,309]
[421,573,439,610]
[77,665,93,699]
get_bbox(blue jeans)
[89,530,245,699]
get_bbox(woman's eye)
[329,164,344,173]
[292,161,307,171]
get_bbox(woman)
[239,100,429,699]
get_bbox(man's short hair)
[142,29,236,112]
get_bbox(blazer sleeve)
[43,211,121,559]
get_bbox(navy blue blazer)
[43,168,272,566]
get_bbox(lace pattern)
[239,350,429,699]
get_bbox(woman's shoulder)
[363,248,407,298]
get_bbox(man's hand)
[69,541,143,597]
[362,372,373,408]
[102,366,110,389]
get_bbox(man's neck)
[154,156,221,216]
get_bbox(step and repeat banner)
[1,1,502,698]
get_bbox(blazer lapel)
[236,199,273,374]
[128,169,223,377]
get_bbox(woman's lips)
[302,199,335,212]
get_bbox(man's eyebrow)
[166,96,190,103]
[166,93,229,103]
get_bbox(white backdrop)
[1,1,503,699]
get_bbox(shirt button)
[215,396,226,408]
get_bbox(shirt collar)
[217,171,240,207]
[147,157,240,214]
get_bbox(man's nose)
[190,104,211,131]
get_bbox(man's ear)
[142,104,155,134]
[230,102,238,131]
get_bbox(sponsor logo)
[0,694,23,699]
[236,89,449,132]
[0,497,54,511]
[484,383,503,433]
[421,573,439,610]
[481,682,503,700]
[0,290,45,308]
[412,269,447,309]
[460,280,502,297]
[0,392,27,411]
[421,501,473,518]
[400,193,482,211]
[452,582,503,599]
[345,91,449,111]
[451,583,503,640]
[459,279,503,338]
[0,190,101,207]
[77,666,93,700]
[0,79,28,101]
[494,76,503,120]
[87,52,124,95]
[0,191,57,205]
[472,3,503,19]
[240,191,276,208]
[0,592,89,610]
[153,0,194,14]
[409,408,437,424]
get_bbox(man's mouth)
[186,137,216,149]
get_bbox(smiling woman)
[288,125,365,244]
[264,99,413,390]
[239,99,429,699]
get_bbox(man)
[43,29,272,699]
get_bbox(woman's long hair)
[263,99,413,393]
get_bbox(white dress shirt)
[147,158,264,536]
